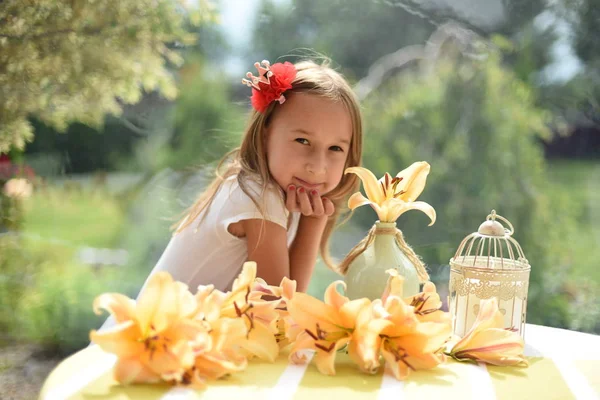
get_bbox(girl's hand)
[286,185,335,218]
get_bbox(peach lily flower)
[376,296,451,380]
[448,298,528,367]
[253,276,302,349]
[383,269,451,325]
[219,262,282,362]
[277,278,304,347]
[90,272,206,384]
[345,162,436,224]
[181,284,248,387]
[287,281,371,375]
[349,270,451,380]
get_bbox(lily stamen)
[304,329,318,340]
[385,340,415,371]
[314,342,336,353]
[315,323,328,340]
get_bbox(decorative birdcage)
[449,210,531,338]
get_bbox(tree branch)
[118,116,150,138]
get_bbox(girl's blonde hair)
[174,59,363,272]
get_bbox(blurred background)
[1,0,599,396]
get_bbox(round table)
[40,324,599,400]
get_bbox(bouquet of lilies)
[91,262,527,389]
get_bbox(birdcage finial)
[478,210,504,237]
[482,210,514,237]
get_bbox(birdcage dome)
[451,210,530,272]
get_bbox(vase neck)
[374,221,397,235]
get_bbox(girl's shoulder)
[221,174,285,201]
[215,173,288,227]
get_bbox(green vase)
[344,221,421,300]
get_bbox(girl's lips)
[293,177,322,189]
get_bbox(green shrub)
[0,236,34,340]
[16,255,122,356]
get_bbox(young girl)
[132,58,363,296]
[98,58,363,337]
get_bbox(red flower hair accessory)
[241,60,297,113]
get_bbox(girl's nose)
[306,152,327,175]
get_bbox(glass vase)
[344,221,421,300]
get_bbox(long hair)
[174,59,363,272]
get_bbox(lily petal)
[382,269,404,304]
[381,344,411,380]
[113,357,161,385]
[228,262,257,301]
[472,298,505,332]
[193,352,248,381]
[89,321,144,358]
[347,192,372,210]
[455,298,504,349]
[240,322,280,362]
[349,306,392,374]
[452,328,527,367]
[136,272,181,335]
[387,200,436,226]
[279,277,297,302]
[289,331,316,364]
[347,191,389,222]
[210,317,248,352]
[345,167,385,205]
[287,293,344,332]
[314,337,351,376]
[324,281,349,311]
[145,339,195,377]
[339,298,371,329]
[395,162,430,202]
[92,293,136,323]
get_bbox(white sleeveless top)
[147,175,300,293]
[94,175,300,335]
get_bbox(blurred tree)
[0,0,216,153]
[563,0,600,65]
[163,56,245,170]
[532,0,600,158]
[500,24,558,85]
[561,0,600,126]
[249,0,547,80]
[357,33,576,327]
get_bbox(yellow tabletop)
[40,324,600,400]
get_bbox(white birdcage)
[449,210,531,338]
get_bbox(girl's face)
[265,92,353,196]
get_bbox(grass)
[21,185,125,249]
[546,159,600,284]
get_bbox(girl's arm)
[241,185,334,291]
[242,218,292,287]
[287,214,328,292]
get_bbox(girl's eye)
[330,146,344,152]
[295,138,309,145]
